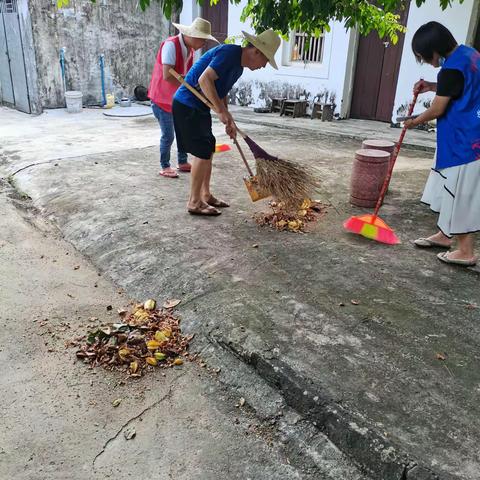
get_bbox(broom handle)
[169,68,217,111]
[372,90,420,218]
[169,68,252,172]
[233,139,255,177]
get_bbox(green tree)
[59,0,464,43]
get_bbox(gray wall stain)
[28,0,169,108]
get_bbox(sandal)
[437,251,477,266]
[414,237,451,248]
[207,196,230,208]
[178,163,192,173]
[188,205,222,216]
[159,168,179,178]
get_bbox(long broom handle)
[372,90,420,218]
[169,68,252,172]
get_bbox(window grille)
[291,32,324,64]
[0,0,18,14]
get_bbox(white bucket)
[65,90,83,113]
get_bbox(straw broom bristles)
[255,156,318,209]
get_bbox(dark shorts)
[172,100,216,160]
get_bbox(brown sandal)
[207,196,230,208]
[188,205,222,216]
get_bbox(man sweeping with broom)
[172,29,281,216]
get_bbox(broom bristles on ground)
[241,134,318,209]
[255,156,318,209]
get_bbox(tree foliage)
[59,0,464,42]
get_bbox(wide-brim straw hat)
[172,17,219,43]
[242,29,281,69]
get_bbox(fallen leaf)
[123,426,136,440]
[144,299,156,311]
[73,265,80,270]
[436,352,447,361]
[252,244,259,248]
[351,299,360,305]
[154,352,166,361]
[173,358,183,366]
[163,299,181,309]
[130,361,139,373]
[239,397,246,407]
[146,357,157,366]
[112,398,122,407]
[106,305,113,311]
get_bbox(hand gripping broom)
[343,90,419,245]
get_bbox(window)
[291,31,324,64]
[0,0,18,13]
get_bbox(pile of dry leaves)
[74,299,192,376]
[255,199,325,233]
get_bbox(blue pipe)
[59,47,66,91]
[99,54,106,107]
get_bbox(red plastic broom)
[343,90,419,245]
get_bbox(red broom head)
[343,215,400,245]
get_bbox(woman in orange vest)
[149,18,218,178]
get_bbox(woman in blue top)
[406,22,480,267]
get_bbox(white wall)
[393,0,476,119]
[226,3,351,110]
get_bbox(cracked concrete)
[1,104,478,480]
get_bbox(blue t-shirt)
[174,44,244,110]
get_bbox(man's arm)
[198,66,236,137]
[162,64,182,86]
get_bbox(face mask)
[439,56,446,67]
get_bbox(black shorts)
[172,100,216,160]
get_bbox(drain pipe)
[99,54,106,107]
[59,47,66,105]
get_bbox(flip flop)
[159,169,179,178]
[207,197,230,208]
[177,163,192,172]
[414,237,451,249]
[188,205,222,216]
[437,251,477,266]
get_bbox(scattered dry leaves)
[72,300,192,377]
[254,199,326,233]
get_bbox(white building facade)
[180,0,479,123]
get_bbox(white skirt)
[421,159,480,237]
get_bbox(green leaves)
[61,0,464,42]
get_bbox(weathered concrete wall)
[28,0,169,108]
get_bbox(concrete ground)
[1,104,479,480]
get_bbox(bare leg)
[445,234,476,261]
[201,157,213,202]
[188,157,220,214]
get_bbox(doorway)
[201,0,228,49]
[350,3,410,122]
[0,0,31,113]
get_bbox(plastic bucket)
[65,91,82,113]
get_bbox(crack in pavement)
[91,372,185,470]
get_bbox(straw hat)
[242,29,281,69]
[172,17,219,43]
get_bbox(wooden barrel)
[362,139,395,156]
[350,149,391,208]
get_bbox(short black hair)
[134,85,148,102]
[412,21,457,63]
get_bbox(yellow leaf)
[146,357,157,366]
[119,348,131,359]
[173,358,183,366]
[298,209,307,217]
[154,331,167,342]
[144,299,156,311]
[300,199,312,210]
[146,340,161,350]
[161,328,172,338]
[277,220,287,228]
[130,361,139,373]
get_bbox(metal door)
[0,0,30,113]
[202,0,228,50]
